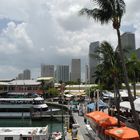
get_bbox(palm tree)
[126,53,140,99]
[94,41,122,126]
[79,0,140,133]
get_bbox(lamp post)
[60,82,65,140]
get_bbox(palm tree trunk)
[133,73,137,99]
[114,77,121,127]
[116,28,140,135]
[133,81,136,99]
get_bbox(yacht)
[0,92,48,118]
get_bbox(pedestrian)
[84,117,87,124]
[71,126,78,140]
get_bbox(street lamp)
[60,83,65,140]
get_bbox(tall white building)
[23,69,31,80]
[71,59,81,82]
[89,41,100,83]
[56,65,69,83]
[41,64,54,77]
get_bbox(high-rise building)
[85,64,89,83]
[136,48,140,59]
[89,41,100,83]
[71,59,81,82]
[17,73,23,80]
[41,64,54,77]
[121,32,136,57]
[56,65,69,83]
[23,69,31,80]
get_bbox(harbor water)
[0,118,63,133]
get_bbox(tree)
[80,0,140,133]
[126,53,140,99]
[47,88,59,97]
[94,41,122,125]
[93,41,122,90]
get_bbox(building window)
[5,137,13,140]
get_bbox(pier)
[31,114,70,118]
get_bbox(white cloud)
[0,21,33,54]
[0,0,139,79]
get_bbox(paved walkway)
[65,112,87,140]
[65,112,100,140]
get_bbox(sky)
[0,0,139,80]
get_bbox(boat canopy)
[86,111,125,128]
[105,126,140,140]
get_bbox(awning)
[64,90,85,96]
[120,101,131,110]
[87,103,95,110]
[87,100,108,110]
[64,94,74,98]
[105,127,139,140]
[120,98,140,112]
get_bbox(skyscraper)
[121,32,136,57]
[17,73,23,80]
[41,64,54,77]
[85,64,89,83]
[89,41,100,83]
[71,59,81,82]
[23,69,31,80]
[56,65,69,83]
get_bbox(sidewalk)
[65,129,84,140]
[72,113,89,140]
[72,113,101,140]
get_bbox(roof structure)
[0,126,48,136]
[37,77,54,81]
[0,82,9,85]
[64,90,85,96]
[9,80,40,86]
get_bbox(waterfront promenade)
[66,112,100,140]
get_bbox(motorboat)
[51,131,62,140]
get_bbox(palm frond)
[80,0,126,26]
[79,8,112,24]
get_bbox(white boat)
[51,132,62,140]
[0,92,48,118]
[0,126,49,140]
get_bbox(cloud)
[0,0,139,80]
[0,21,33,54]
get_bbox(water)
[0,118,63,133]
